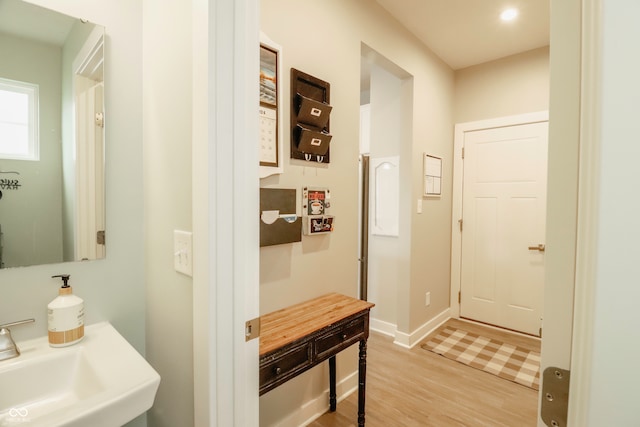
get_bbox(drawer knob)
[342,333,347,340]
[274,367,282,375]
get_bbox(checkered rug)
[421,326,540,390]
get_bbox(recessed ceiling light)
[500,8,519,21]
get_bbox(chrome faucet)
[0,319,35,362]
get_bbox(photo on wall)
[259,45,277,106]
[259,43,279,167]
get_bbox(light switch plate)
[174,230,193,277]
[417,198,423,214]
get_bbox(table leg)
[358,339,367,426]
[329,355,337,411]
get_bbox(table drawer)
[316,317,366,360]
[260,342,312,393]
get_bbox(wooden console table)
[259,293,375,426]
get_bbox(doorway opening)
[359,44,413,340]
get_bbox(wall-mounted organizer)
[260,188,302,247]
[302,187,334,235]
[291,69,332,164]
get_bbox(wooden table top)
[260,293,375,356]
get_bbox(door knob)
[528,244,546,252]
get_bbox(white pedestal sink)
[0,322,160,427]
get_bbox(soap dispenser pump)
[48,274,85,347]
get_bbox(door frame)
[192,0,260,425]
[557,0,601,424]
[450,111,549,321]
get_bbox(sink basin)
[0,322,160,427]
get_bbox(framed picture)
[424,154,442,197]
[259,33,284,178]
[259,45,277,108]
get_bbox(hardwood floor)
[309,318,540,427]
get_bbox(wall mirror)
[0,0,105,269]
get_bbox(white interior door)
[460,120,548,336]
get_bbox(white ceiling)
[374,0,550,70]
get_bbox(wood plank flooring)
[309,318,540,427]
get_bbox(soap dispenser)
[48,274,85,347]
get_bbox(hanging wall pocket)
[291,69,332,164]
[294,125,332,156]
[260,188,302,247]
[295,93,332,129]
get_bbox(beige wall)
[260,0,454,424]
[454,46,550,124]
[142,1,194,426]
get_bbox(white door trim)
[450,111,549,320]
[566,0,602,423]
[192,0,260,425]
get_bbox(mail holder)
[302,187,334,235]
[291,68,332,164]
[260,188,302,247]
[295,93,332,129]
[304,215,334,235]
[294,125,332,156]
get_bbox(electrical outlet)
[425,292,431,307]
[174,230,193,277]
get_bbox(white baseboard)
[263,370,358,427]
[370,309,451,349]
[393,308,451,349]
[369,317,397,337]
[299,370,358,426]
